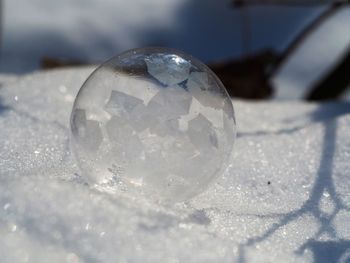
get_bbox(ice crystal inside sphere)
[70,47,236,202]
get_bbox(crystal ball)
[70,47,236,202]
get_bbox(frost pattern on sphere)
[70,47,236,202]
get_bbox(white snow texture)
[0,67,350,262]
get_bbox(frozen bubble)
[105,90,143,116]
[105,116,133,143]
[187,71,226,109]
[129,104,157,132]
[145,54,191,85]
[147,86,192,118]
[70,47,236,202]
[71,109,103,151]
[106,116,144,161]
[187,72,210,91]
[71,108,87,134]
[188,114,218,152]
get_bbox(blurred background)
[0,0,349,100]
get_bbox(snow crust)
[0,67,350,262]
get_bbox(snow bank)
[0,67,350,262]
[273,6,350,100]
[2,0,324,73]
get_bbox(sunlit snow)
[0,67,349,262]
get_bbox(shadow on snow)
[237,105,350,263]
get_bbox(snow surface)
[1,67,350,262]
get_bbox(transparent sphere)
[70,47,236,202]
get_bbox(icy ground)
[0,67,350,263]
